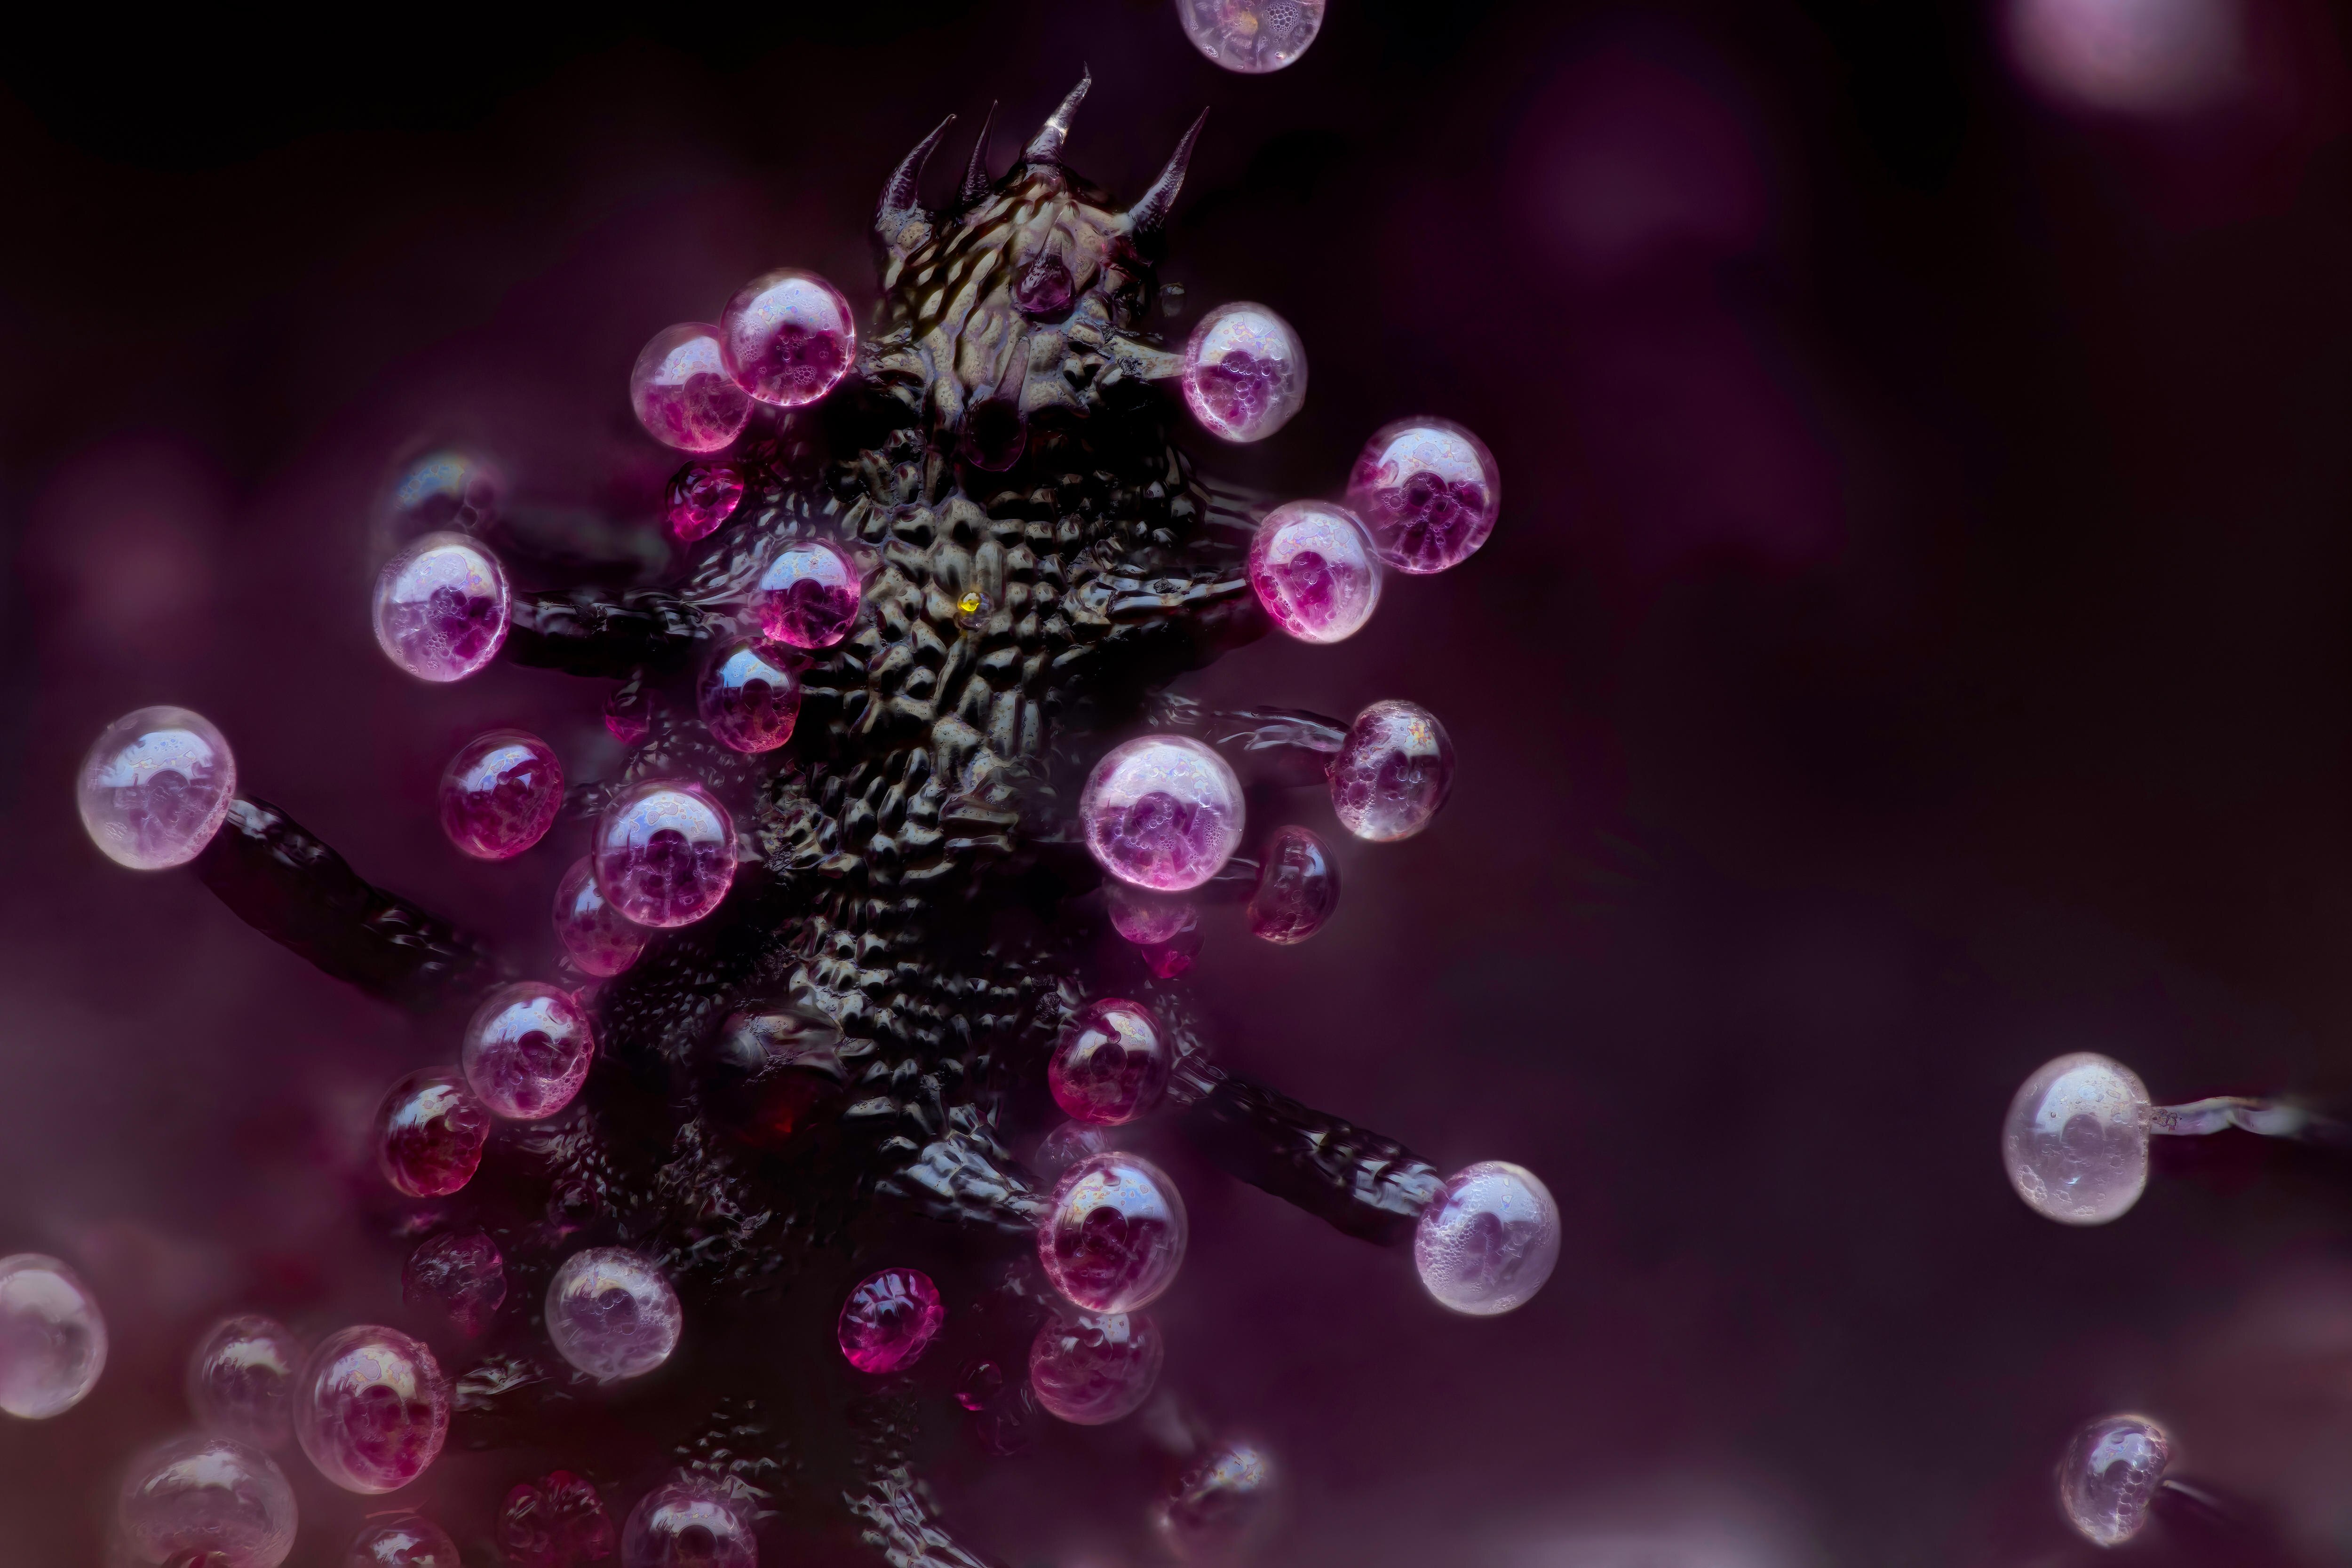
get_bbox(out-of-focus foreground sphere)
[592,779,738,929]
[1248,501,1382,644]
[1029,1310,1165,1425]
[1038,1152,1189,1314]
[719,268,855,408]
[187,1314,301,1450]
[0,1252,107,1418]
[1345,416,1502,575]
[438,729,563,861]
[621,1476,759,1568]
[2007,0,2242,115]
[1413,1161,1560,1316]
[1181,302,1307,443]
[1175,0,1325,73]
[1156,1438,1280,1564]
[2057,1412,2171,1546]
[629,322,754,453]
[2003,1052,2153,1225]
[402,1231,507,1340]
[545,1248,682,1382]
[1329,699,1455,843]
[373,531,509,683]
[552,856,649,978]
[78,706,237,870]
[1080,736,1245,892]
[343,1511,462,1567]
[462,981,596,1121]
[117,1433,297,1568]
[294,1325,449,1495]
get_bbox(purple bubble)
[439,729,562,861]
[630,323,753,453]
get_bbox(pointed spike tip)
[876,114,957,249]
[1128,107,1210,242]
[1024,68,1093,164]
[959,101,1000,207]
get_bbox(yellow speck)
[958,590,985,617]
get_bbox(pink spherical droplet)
[294,1325,449,1495]
[1176,0,1326,72]
[118,1433,298,1568]
[553,856,648,978]
[78,706,237,871]
[2003,1052,2152,1226]
[665,460,746,543]
[0,1252,107,1419]
[698,639,803,754]
[545,1248,682,1382]
[1049,999,1172,1126]
[342,1512,461,1568]
[719,268,856,408]
[1081,736,1245,893]
[1248,501,1381,644]
[1104,880,1196,945]
[836,1267,946,1375]
[1247,824,1339,944]
[1037,1152,1188,1314]
[373,532,509,683]
[1029,1309,1164,1425]
[620,1477,757,1568]
[1345,417,1501,575]
[1329,700,1454,844]
[463,982,595,1120]
[629,322,754,454]
[187,1314,300,1450]
[1032,1122,1120,1187]
[499,1470,617,1568]
[374,1069,492,1199]
[1182,302,1307,443]
[2059,1412,2171,1547]
[439,729,563,861]
[592,780,737,929]
[1157,1439,1280,1564]
[401,1233,507,1339]
[1413,1161,1560,1316]
[753,539,862,650]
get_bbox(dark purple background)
[5,2,2351,1563]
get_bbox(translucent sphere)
[553,857,649,978]
[753,539,861,650]
[1032,1121,1120,1187]
[381,448,503,543]
[373,531,509,683]
[1157,1439,1279,1564]
[629,322,754,454]
[1247,501,1381,644]
[1105,880,1197,945]
[1248,825,1340,944]
[1176,0,1325,72]
[501,1470,617,1568]
[604,684,654,748]
[342,1512,461,1568]
[1081,736,1245,893]
[294,1325,449,1495]
[2058,1412,2171,1546]
[1345,417,1502,575]
[439,729,563,861]
[186,1315,300,1449]
[1038,1152,1188,1313]
[2008,0,2242,115]
[463,982,595,1121]
[1414,1161,1560,1316]
[1049,999,1172,1126]
[1029,1310,1164,1425]
[545,1248,682,1382]
[622,1479,758,1568]
[592,779,737,929]
[698,639,803,754]
[78,706,237,871]
[2004,1052,2153,1225]
[118,1433,297,1568]
[719,268,855,408]
[1329,700,1454,843]
[666,460,745,543]
[1182,302,1307,443]
[375,1069,492,1199]
[836,1267,946,1375]
[0,1252,107,1418]
[402,1232,507,1339]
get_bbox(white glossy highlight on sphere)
[2003,1052,2153,1225]
[294,1325,449,1495]
[1176,0,1325,73]
[187,1314,301,1450]
[2008,0,2242,114]
[1345,416,1502,575]
[591,779,738,929]
[1414,1161,1560,1316]
[462,981,596,1121]
[372,531,510,683]
[117,1433,297,1568]
[342,1511,461,1567]
[0,1251,107,1418]
[719,268,855,408]
[622,1476,758,1568]
[2058,1412,2171,1546]
[1248,501,1381,644]
[1080,736,1245,893]
[629,322,754,454]
[1329,699,1455,843]
[1181,302,1307,443]
[1037,1152,1189,1314]
[546,1248,682,1382]
[78,706,237,870]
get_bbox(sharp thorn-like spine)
[875,113,957,255]
[1128,107,1209,242]
[1023,68,1092,164]
[958,101,999,207]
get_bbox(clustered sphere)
[186,1314,301,1450]
[372,531,510,683]
[621,1476,760,1568]
[1346,416,1502,575]
[1248,500,1382,644]
[552,855,649,977]
[78,706,237,871]
[343,1512,462,1567]
[1030,1309,1166,1425]
[665,459,746,541]
[2003,1052,2153,1226]
[1039,1152,1190,1314]
[2058,1412,2171,1546]
[1049,998,1173,1126]
[1247,824,1340,944]
[720,268,857,408]
[1330,699,1455,843]
[545,1248,683,1382]
[836,1267,947,1374]
[1182,302,1308,443]
[375,1069,493,1198]
[294,1325,450,1494]
[463,980,596,1120]
[116,1432,298,1568]
[1080,735,1246,893]
[1175,0,1326,72]
[698,638,804,754]
[0,1252,107,1419]
[754,538,863,650]
[592,779,738,929]
[1413,1161,1561,1316]
[629,322,755,453]
[439,729,563,861]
